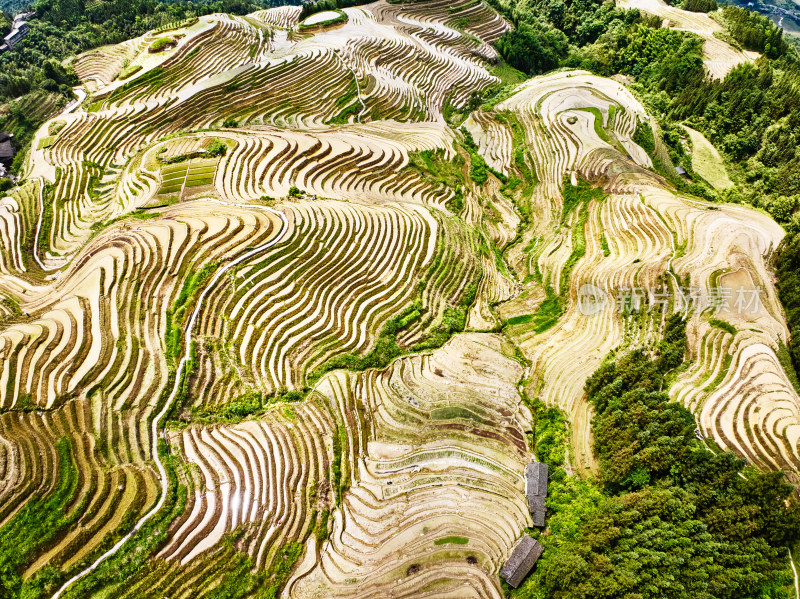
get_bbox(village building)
[500,535,544,588]
[525,459,548,526]
[0,12,33,53]
[0,132,15,173]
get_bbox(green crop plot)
[184,159,218,188]
[158,160,217,195]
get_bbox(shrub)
[769,195,797,222]
[149,36,175,53]
[205,139,227,157]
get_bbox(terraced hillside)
[0,0,798,597]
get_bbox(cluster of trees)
[512,316,800,599]
[0,11,11,37]
[680,0,717,13]
[671,60,800,209]
[494,19,568,75]
[487,0,636,75]
[578,23,705,93]
[298,0,370,21]
[489,0,706,91]
[721,5,788,56]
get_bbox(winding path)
[51,203,288,599]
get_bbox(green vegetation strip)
[434,536,469,546]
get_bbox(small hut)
[526,460,548,498]
[500,536,544,588]
[525,460,548,527]
[0,132,14,170]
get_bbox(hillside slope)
[0,0,797,597]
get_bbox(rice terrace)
[1,0,800,597]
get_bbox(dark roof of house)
[0,140,14,159]
[529,495,546,527]
[0,132,11,143]
[500,536,544,588]
[526,460,548,499]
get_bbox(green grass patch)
[529,294,563,335]
[187,164,217,174]
[261,542,303,599]
[703,352,733,392]
[0,438,79,597]
[149,36,176,53]
[332,425,348,505]
[777,340,800,395]
[162,163,189,176]
[709,317,737,335]
[407,148,465,212]
[184,175,214,187]
[434,536,469,546]
[507,314,534,326]
[298,9,347,30]
[37,135,56,149]
[159,162,190,194]
[187,388,308,425]
[161,172,186,182]
[558,176,606,293]
[562,175,606,224]
[165,262,217,364]
[118,64,142,80]
[430,406,489,425]
[308,301,423,385]
[574,107,611,144]
[328,99,362,125]
[490,61,527,88]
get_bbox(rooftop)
[525,460,548,499]
[500,536,544,588]
[529,495,546,527]
[0,140,15,161]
